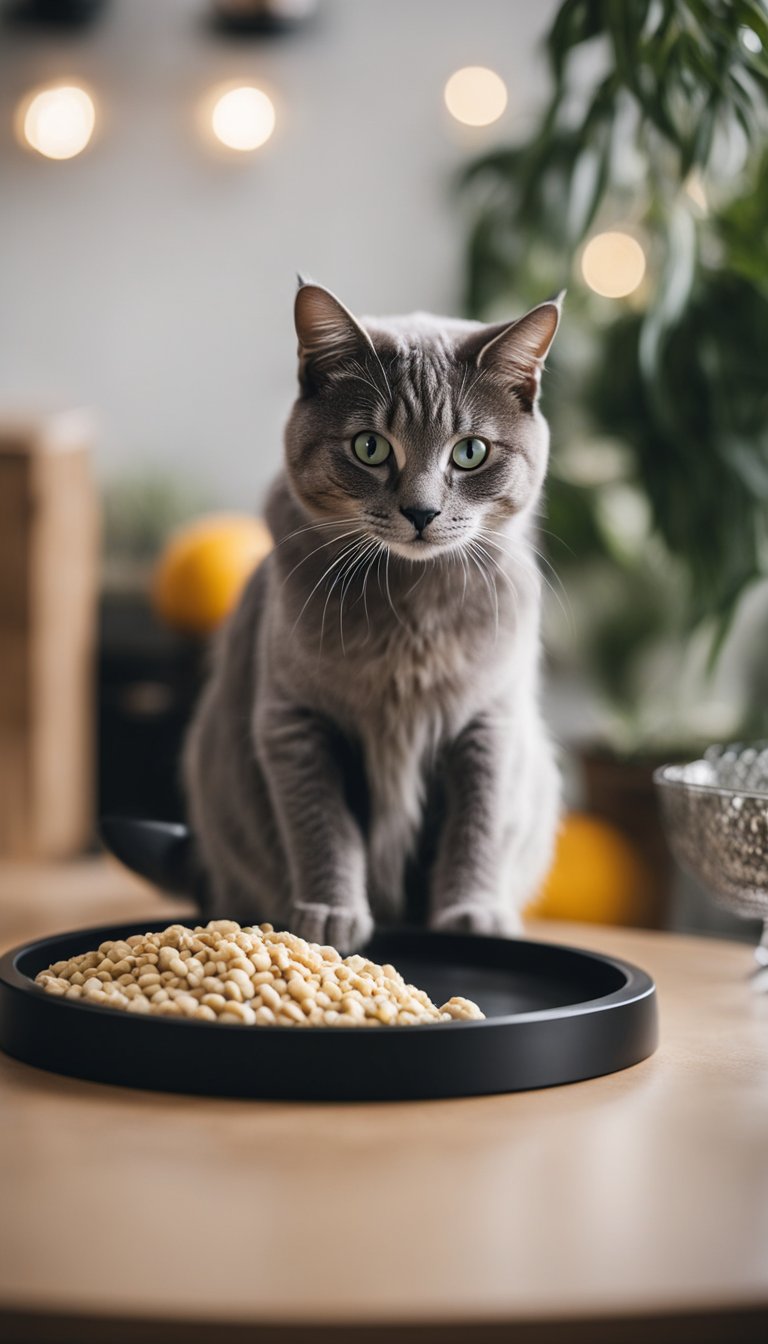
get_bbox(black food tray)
[0,922,657,1101]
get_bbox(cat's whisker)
[468,544,499,644]
[479,526,552,582]
[335,541,366,657]
[340,354,392,411]
[404,560,429,599]
[473,540,522,618]
[292,532,368,638]
[339,537,380,654]
[280,527,365,588]
[277,515,353,548]
[470,540,503,639]
[532,564,574,636]
[318,536,372,653]
[478,532,554,627]
[467,540,500,642]
[345,536,380,597]
[529,508,575,567]
[535,524,576,558]
[341,372,388,406]
[457,361,488,414]
[481,526,573,634]
[357,542,382,643]
[521,535,566,586]
[459,548,470,607]
[345,539,377,617]
[475,526,524,554]
[383,546,405,628]
[474,531,523,589]
[457,544,469,605]
[516,536,574,634]
[362,349,393,405]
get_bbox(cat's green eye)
[452,437,488,471]
[353,432,392,466]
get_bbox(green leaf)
[566,134,611,240]
[456,0,768,714]
[639,202,697,391]
[546,0,605,85]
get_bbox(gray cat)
[183,282,562,951]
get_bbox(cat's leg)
[254,702,372,952]
[499,739,561,915]
[429,714,560,935]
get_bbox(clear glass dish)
[655,742,768,990]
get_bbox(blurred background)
[1,0,766,938]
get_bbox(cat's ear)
[467,293,564,405]
[294,283,374,390]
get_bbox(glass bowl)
[654,743,768,989]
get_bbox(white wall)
[0,0,556,507]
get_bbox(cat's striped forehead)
[388,349,458,447]
[361,314,491,456]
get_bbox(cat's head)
[284,282,562,560]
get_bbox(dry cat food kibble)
[34,921,485,1027]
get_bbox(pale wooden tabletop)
[0,858,766,1344]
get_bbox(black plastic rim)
[0,921,658,1101]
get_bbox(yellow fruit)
[525,811,656,927]
[151,513,272,635]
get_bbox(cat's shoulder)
[264,471,300,544]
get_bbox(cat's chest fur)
[355,632,453,917]
[327,608,519,919]
[363,619,475,721]
[318,589,513,748]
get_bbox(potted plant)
[459,0,768,914]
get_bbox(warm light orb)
[211,86,275,151]
[20,85,95,160]
[444,66,508,127]
[685,171,708,213]
[580,231,646,299]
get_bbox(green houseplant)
[460,0,768,752]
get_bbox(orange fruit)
[525,811,656,927]
[151,513,272,635]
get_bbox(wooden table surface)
[0,859,766,1344]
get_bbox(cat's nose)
[401,506,441,534]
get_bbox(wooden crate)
[0,410,99,857]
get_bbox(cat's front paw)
[287,902,374,955]
[430,901,521,938]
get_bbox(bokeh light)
[685,171,708,213]
[444,66,508,127]
[210,86,275,151]
[739,25,762,54]
[580,231,646,298]
[19,85,95,160]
